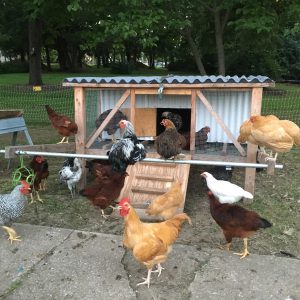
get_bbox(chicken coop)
[62,75,274,219]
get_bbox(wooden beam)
[5,143,75,158]
[196,90,246,156]
[74,87,87,189]
[130,89,136,126]
[135,89,192,95]
[244,87,263,200]
[190,90,196,151]
[85,89,130,149]
[74,87,86,153]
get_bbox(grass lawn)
[0,71,299,257]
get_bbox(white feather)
[202,172,253,204]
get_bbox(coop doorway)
[156,108,191,135]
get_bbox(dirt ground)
[0,126,300,259]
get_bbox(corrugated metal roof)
[63,75,273,84]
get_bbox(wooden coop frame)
[62,75,274,201]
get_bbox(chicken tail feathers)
[111,159,128,173]
[45,105,56,117]
[259,218,272,229]
[294,132,300,147]
[242,190,253,199]
[167,213,192,227]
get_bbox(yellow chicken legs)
[57,136,69,144]
[234,238,250,259]
[136,263,164,288]
[2,226,21,243]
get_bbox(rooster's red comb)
[119,197,130,206]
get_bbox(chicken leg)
[29,191,43,204]
[2,226,21,243]
[136,268,153,288]
[152,263,164,277]
[57,136,67,144]
[234,238,250,259]
[57,136,69,144]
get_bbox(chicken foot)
[29,191,43,204]
[136,264,164,288]
[234,238,250,259]
[219,242,232,251]
[100,209,110,219]
[2,226,21,243]
[151,263,164,277]
[136,268,153,288]
[57,137,69,144]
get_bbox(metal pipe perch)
[0,149,284,169]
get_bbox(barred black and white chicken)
[0,181,31,243]
[59,157,82,198]
[108,120,147,172]
[95,109,128,142]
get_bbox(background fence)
[0,83,299,130]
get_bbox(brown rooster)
[207,191,272,259]
[30,155,49,191]
[45,105,78,144]
[155,119,186,159]
[85,159,114,182]
[80,172,128,218]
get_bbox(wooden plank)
[5,143,76,158]
[136,174,174,181]
[130,89,136,127]
[244,87,263,200]
[122,108,157,137]
[196,90,246,157]
[135,89,192,95]
[190,90,196,151]
[74,87,86,189]
[115,153,191,221]
[85,89,130,148]
[0,110,23,119]
[131,186,168,194]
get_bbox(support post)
[130,89,136,126]
[244,87,262,202]
[190,90,196,151]
[74,87,86,189]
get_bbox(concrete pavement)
[0,223,299,300]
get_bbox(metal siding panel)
[196,91,251,143]
[64,75,273,84]
[96,90,251,143]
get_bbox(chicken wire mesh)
[0,84,299,154]
[0,85,74,125]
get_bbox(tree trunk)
[56,36,71,71]
[28,19,43,85]
[184,28,207,75]
[214,9,226,75]
[45,45,52,71]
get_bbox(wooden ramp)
[116,153,191,221]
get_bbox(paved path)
[1,224,299,299]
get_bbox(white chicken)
[201,171,253,204]
[59,157,82,198]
